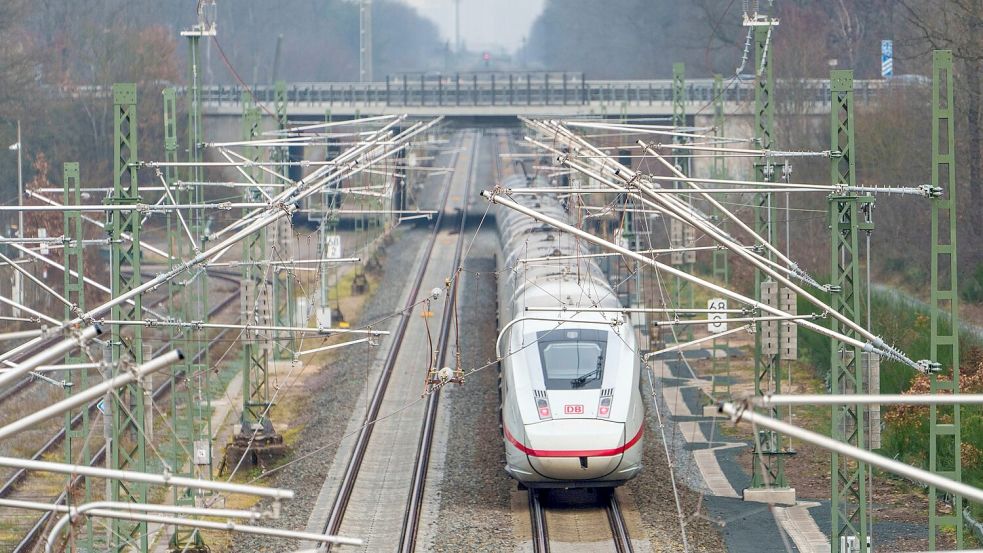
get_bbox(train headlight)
[536,398,552,419]
[598,396,612,418]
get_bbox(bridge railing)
[198,75,914,111]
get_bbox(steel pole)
[719,402,983,506]
[756,394,983,406]
[481,190,882,354]
[0,351,182,441]
[0,325,101,389]
[16,120,23,242]
[0,455,294,499]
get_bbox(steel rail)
[322,132,459,546]
[8,281,241,553]
[398,131,478,553]
[0,269,182,407]
[529,490,550,553]
[605,491,634,553]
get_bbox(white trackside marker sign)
[325,234,342,259]
[708,298,728,334]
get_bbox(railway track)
[0,271,176,408]
[529,489,634,553]
[319,131,476,551]
[3,271,242,553]
[398,132,478,553]
[0,268,240,411]
[506,127,634,553]
[529,489,550,553]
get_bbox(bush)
[961,263,983,304]
[882,348,983,477]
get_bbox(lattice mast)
[748,14,793,494]
[272,81,297,358]
[928,49,963,550]
[163,86,210,553]
[828,69,874,553]
[710,74,732,400]
[107,82,148,552]
[229,92,286,466]
[711,74,729,284]
[63,161,94,552]
[670,62,695,340]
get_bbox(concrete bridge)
[201,71,900,123]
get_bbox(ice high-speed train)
[495,174,644,489]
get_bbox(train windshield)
[536,328,608,390]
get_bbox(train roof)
[495,174,622,315]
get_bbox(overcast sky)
[399,0,546,53]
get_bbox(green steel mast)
[272,80,296,358]
[928,49,963,550]
[63,161,93,552]
[163,86,209,553]
[229,92,285,465]
[828,69,874,553]
[183,10,213,488]
[671,62,694,340]
[710,74,731,400]
[749,20,789,493]
[107,82,147,552]
[711,74,729,284]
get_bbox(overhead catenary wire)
[481,189,920,370]
[209,115,408,241]
[0,295,61,326]
[96,319,387,336]
[0,118,439,395]
[719,401,983,506]
[523,127,824,289]
[521,121,922,367]
[23,190,173,259]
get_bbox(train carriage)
[495,174,644,488]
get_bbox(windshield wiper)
[570,357,603,388]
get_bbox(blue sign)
[881,40,894,78]
[96,399,108,415]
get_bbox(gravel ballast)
[426,231,516,552]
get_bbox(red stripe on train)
[503,424,643,458]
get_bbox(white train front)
[495,175,644,489]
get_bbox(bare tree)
[898,0,983,214]
[0,0,37,113]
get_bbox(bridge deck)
[201,75,899,118]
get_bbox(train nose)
[524,419,626,480]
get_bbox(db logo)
[564,404,584,415]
